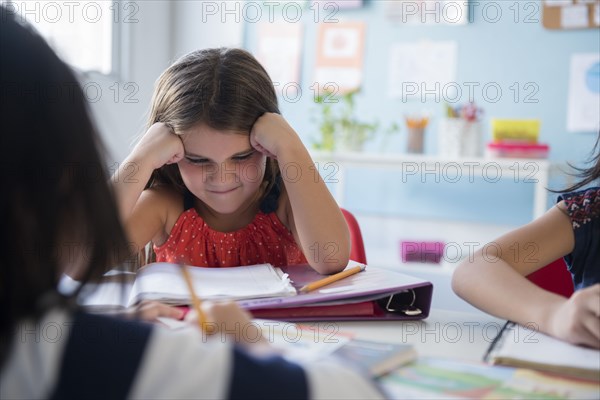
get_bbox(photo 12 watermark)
[2,1,139,24]
[198,1,340,24]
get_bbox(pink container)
[401,241,445,264]
[486,142,549,159]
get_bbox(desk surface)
[67,270,502,362]
[74,274,598,399]
[311,309,504,362]
[313,311,599,399]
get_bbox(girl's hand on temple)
[131,122,185,170]
[250,113,303,159]
[549,283,600,349]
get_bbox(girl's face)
[177,123,267,215]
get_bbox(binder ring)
[384,289,422,316]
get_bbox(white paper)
[567,53,600,132]
[128,263,297,306]
[497,325,600,372]
[560,5,589,28]
[257,23,303,94]
[58,271,135,310]
[261,322,351,362]
[543,0,573,6]
[312,0,362,10]
[388,41,457,100]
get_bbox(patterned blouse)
[557,186,600,290]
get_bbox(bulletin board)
[542,0,600,30]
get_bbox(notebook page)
[58,271,135,310]
[128,263,296,306]
[498,325,600,371]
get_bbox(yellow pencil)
[179,263,208,333]
[299,264,366,293]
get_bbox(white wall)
[82,1,172,166]
[172,0,244,59]
[85,0,244,166]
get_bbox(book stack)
[486,119,549,159]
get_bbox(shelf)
[311,151,560,220]
[311,151,553,170]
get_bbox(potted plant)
[312,90,399,152]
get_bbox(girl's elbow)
[451,265,467,298]
[309,249,350,274]
[302,234,350,274]
[311,261,348,275]
[451,257,476,299]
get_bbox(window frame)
[1,0,129,79]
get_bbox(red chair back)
[340,208,367,264]
[526,258,574,298]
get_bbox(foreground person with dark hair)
[0,9,384,399]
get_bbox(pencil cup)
[438,118,482,158]
[405,116,429,154]
[407,127,425,154]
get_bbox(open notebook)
[485,322,600,382]
[128,263,296,305]
[61,261,433,320]
[61,263,296,310]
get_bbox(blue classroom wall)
[245,1,600,226]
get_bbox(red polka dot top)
[153,198,307,268]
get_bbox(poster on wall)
[542,0,600,29]
[387,41,457,101]
[314,21,365,94]
[567,53,600,132]
[257,23,304,98]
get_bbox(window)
[1,1,124,75]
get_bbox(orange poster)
[314,21,365,94]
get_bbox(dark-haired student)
[453,134,600,349]
[0,9,384,399]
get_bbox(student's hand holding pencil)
[131,300,186,322]
[179,264,270,348]
[185,302,270,347]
